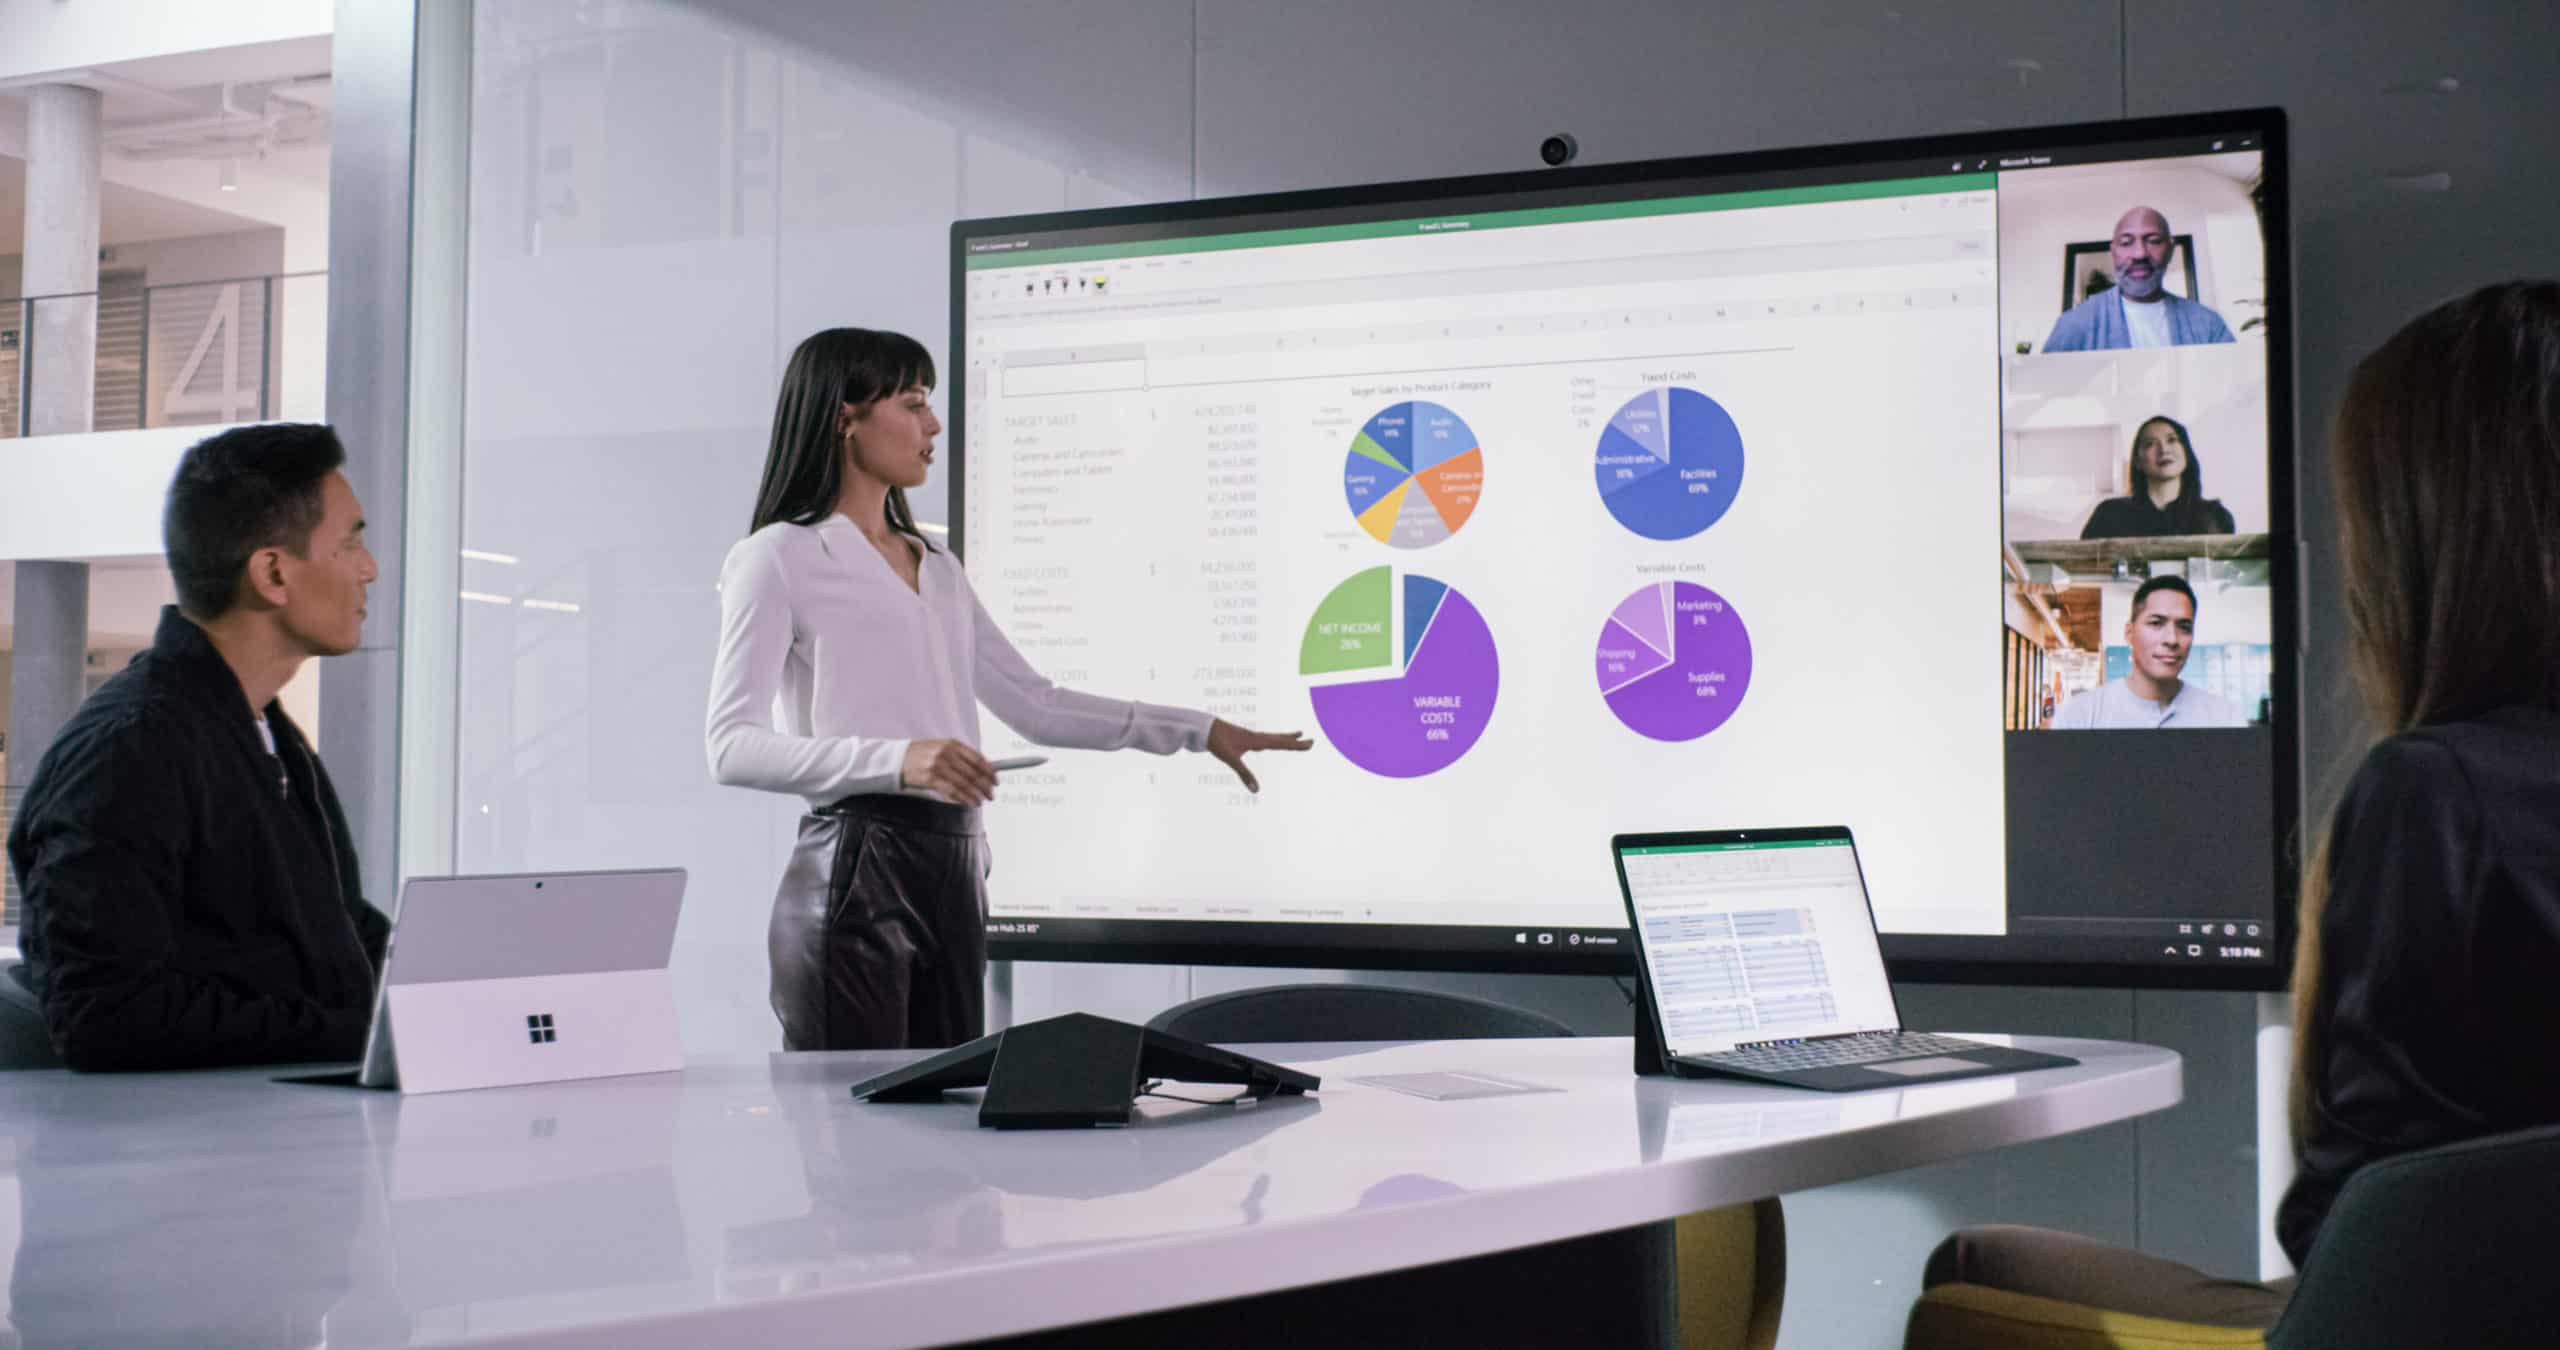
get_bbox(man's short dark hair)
[163,423,348,620]
[2130,573,2197,615]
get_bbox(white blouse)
[705,514,1211,808]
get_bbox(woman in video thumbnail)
[2078,415,2237,539]
[1924,280,2560,1329]
[705,328,1308,1051]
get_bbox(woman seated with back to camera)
[2079,414,2237,539]
[1924,280,2560,1327]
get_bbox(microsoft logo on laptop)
[526,1013,557,1045]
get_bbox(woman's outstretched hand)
[1206,719,1314,793]
[902,738,997,806]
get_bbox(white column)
[6,561,90,794]
[22,84,103,438]
[325,0,422,911]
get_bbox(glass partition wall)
[448,0,1195,1052]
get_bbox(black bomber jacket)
[7,606,386,1071]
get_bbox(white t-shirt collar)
[2120,289,2173,347]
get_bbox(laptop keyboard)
[1702,1030,1983,1072]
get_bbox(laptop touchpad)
[1869,1056,1985,1076]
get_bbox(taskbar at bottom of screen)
[986,915,1636,973]
[1883,931,2285,989]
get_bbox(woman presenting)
[708,328,1310,1050]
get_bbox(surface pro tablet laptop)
[1612,827,2075,1091]
[352,868,687,1094]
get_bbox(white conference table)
[0,1034,2178,1347]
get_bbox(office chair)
[1145,981,1575,1042]
[0,960,64,1070]
[1148,982,1785,1350]
[1902,1120,2560,1350]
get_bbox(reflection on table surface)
[0,1034,2170,1347]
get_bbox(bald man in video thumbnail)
[2044,207,2236,352]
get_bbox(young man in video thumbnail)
[2049,575,2246,729]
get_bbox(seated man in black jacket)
[6,423,386,1071]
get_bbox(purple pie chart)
[1595,581,1752,741]
[1302,567,1498,778]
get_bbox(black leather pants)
[768,793,989,1051]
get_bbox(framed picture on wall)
[2060,236,2196,311]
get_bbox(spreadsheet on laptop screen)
[1621,839,1902,1057]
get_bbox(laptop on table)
[347,868,688,1094]
[1612,827,2074,1092]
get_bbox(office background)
[8,2,2559,1345]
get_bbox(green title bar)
[965,173,1993,271]
[1622,839,1845,856]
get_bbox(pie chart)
[1596,581,1752,741]
[1343,400,1483,548]
[1300,566,1498,777]
[1593,387,1744,540]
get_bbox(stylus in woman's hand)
[902,738,998,805]
[1205,719,1314,794]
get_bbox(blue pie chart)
[1592,387,1746,541]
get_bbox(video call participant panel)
[1967,143,2289,978]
